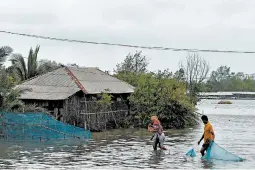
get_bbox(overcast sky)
[1,0,255,74]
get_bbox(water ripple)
[1,100,255,169]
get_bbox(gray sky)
[1,0,255,74]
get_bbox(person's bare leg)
[200,147,206,156]
[159,133,167,150]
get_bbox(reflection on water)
[0,100,255,169]
[200,159,214,169]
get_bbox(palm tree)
[1,87,26,111]
[0,65,28,111]
[0,46,13,65]
[10,45,61,82]
[10,45,40,81]
[0,46,14,108]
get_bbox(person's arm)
[212,132,215,141]
[148,121,154,132]
[158,124,163,134]
[198,134,204,145]
[211,128,215,141]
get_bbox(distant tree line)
[200,65,255,92]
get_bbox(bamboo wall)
[22,92,131,132]
[62,93,130,131]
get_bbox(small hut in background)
[16,66,134,131]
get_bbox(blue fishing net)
[186,148,196,157]
[0,112,92,141]
[203,142,244,162]
[185,142,244,162]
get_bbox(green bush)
[117,72,198,129]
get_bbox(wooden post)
[84,114,87,130]
[64,99,68,123]
[59,108,64,122]
[84,94,88,130]
[54,108,58,119]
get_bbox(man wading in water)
[198,115,215,156]
[148,116,167,150]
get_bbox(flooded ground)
[1,100,255,169]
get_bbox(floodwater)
[1,100,255,169]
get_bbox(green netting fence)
[0,112,92,141]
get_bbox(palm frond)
[33,45,40,68]
[0,46,13,64]
[6,99,25,111]
[33,45,40,76]
[27,45,40,78]
[9,54,27,81]
[27,47,33,78]
[1,88,25,111]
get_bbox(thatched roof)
[16,66,134,100]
